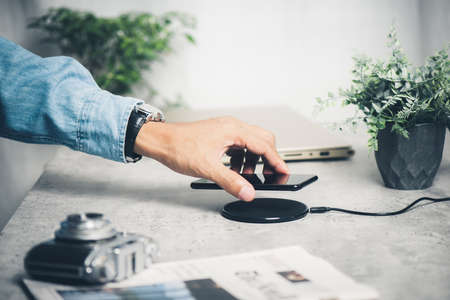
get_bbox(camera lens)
[55,213,117,241]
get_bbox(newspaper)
[23,246,378,300]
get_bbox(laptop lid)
[165,106,354,161]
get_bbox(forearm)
[0,37,142,162]
[134,122,190,176]
[134,122,171,161]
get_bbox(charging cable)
[309,196,450,216]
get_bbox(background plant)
[29,7,195,103]
[316,26,449,150]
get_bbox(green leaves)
[185,33,195,44]
[315,25,449,151]
[29,8,196,96]
[372,103,382,113]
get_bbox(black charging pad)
[221,198,309,223]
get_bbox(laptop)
[165,106,354,162]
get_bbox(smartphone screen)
[191,174,318,191]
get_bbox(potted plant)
[316,26,449,190]
[28,7,195,106]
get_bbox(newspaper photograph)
[23,246,378,300]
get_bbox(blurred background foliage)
[28,7,195,104]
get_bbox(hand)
[134,116,289,201]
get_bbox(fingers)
[229,149,263,175]
[211,164,256,202]
[219,117,288,174]
[262,157,275,174]
[243,135,289,174]
[275,173,290,184]
[228,148,261,175]
[239,123,289,174]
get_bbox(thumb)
[210,164,256,202]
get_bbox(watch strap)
[125,109,146,163]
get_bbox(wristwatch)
[125,103,166,163]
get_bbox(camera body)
[24,213,157,284]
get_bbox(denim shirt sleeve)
[0,37,143,163]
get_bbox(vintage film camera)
[24,213,157,284]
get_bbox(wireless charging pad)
[221,198,309,223]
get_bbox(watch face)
[137,104,165,122]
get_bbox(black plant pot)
[375,123,446,190]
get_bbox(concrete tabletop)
[1,132,449,300]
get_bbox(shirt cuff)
[78,89,143,163]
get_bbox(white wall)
[31,0,449,119]
[419,0,450,59]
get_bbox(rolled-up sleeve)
[0,37,142,163]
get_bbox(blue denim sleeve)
[0,37,143,163]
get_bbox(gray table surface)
[1,132,449,300]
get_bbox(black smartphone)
[191,174,318,191]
